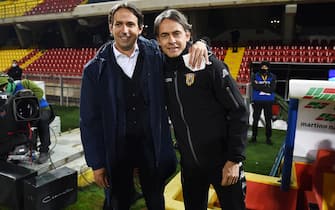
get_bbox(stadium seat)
[25,0,84,16]
[24,48,97,76]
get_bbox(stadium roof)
[0,0,330,25]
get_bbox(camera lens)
[14,97,40,121]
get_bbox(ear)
[109,23,113,34]
[157,39,162,47]
[186,31,191,42]
[138,26,143,35]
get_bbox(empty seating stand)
[20,41,335,80]
[236,42,335,84]
[0,0,41,18]
[25,0,84,15]
[243,44,335,64]
[24,48,96,76]
[247,47,320,63]
[0,49,34,72]
[212,46,227,61]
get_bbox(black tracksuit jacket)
[164,51,249,169]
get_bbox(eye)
[114,22,121,27]
[159,33,169,39]
[173,31,182,37]
[126,22,136,28]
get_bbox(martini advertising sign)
[289,80,335,159]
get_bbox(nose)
[168,34,176,43]
[120,24,129,33]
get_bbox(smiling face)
[157,18,191,58]
[109,8,143,56]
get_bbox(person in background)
[154,8,248,210]
[0,75,54,164]
[7,60,22,81]
[250,61,277,145]
[79,2,208,210]
[230,29,240,53]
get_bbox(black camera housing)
[0,90,40,158]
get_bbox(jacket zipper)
[174,71,200,165]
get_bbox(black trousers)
[181,163,246,210]
[36,109,52,153]
[103,134,165,210]
[252,102,273,139]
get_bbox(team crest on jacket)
[185,73,195,86]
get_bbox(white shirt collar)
[112,43,140,78]
[113,43,139,58]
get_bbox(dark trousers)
[181,164,246,210]
[37,109,52,153]
[252,102,273,140]
[232,44,238,52]
[103,134,165,210]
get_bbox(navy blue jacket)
[80,37,177,180]
[251,71,276,102]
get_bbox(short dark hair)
[260,61,270,68]
[153,9,192,37]
[108,2,144,28]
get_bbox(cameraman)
[7,60,22,81]
[0,75,54,164]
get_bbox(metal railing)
[23,74,251,108]
[24,74,82,107]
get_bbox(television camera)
[0,89,40,161]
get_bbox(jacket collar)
[165,42,191,73]
[95,36,155,61]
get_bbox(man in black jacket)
[80,3,208,210]
[7,60,22,81]
[154,9,249,210]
